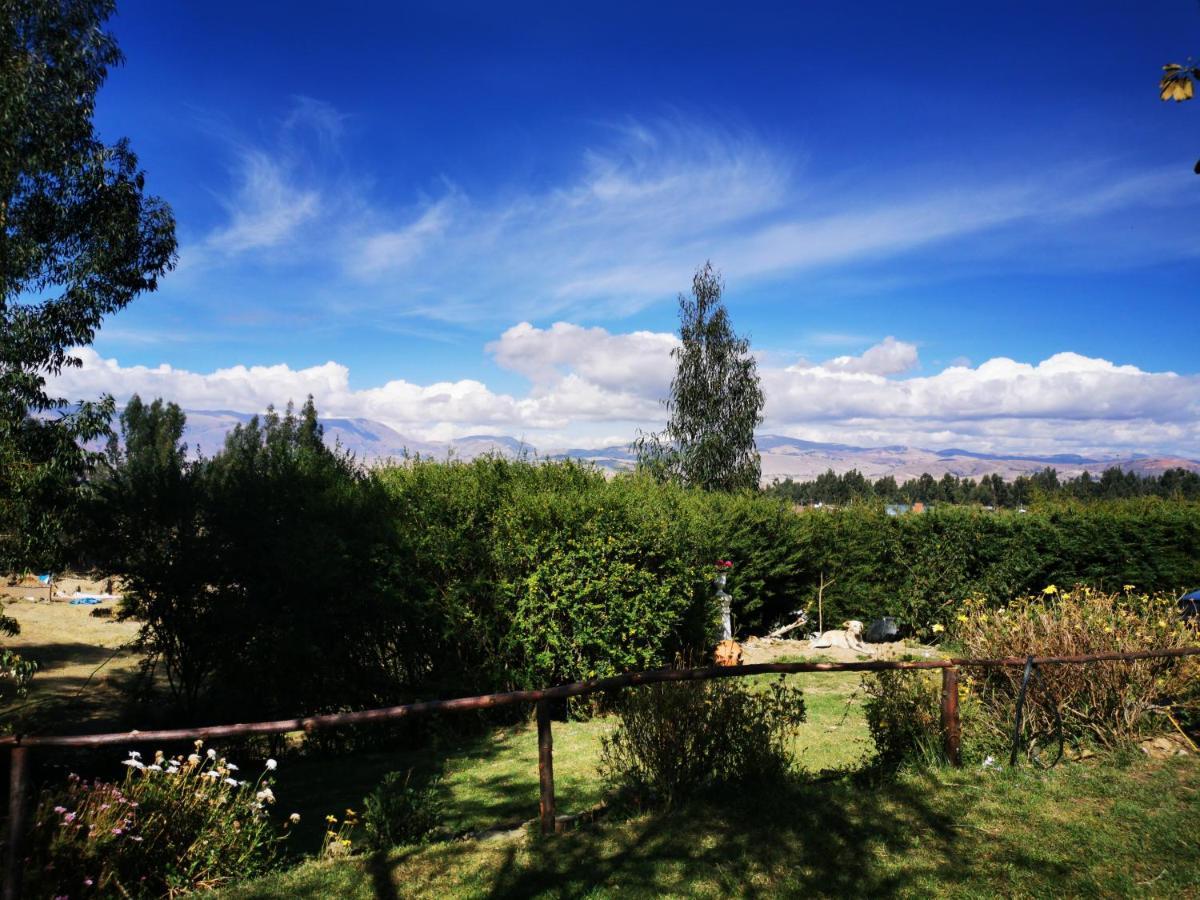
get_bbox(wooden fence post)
[536,700,557,835]
[3,746,31,900]
[940,666,962,767]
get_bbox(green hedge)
[718,500,1200,635]
[95,428,1200,723]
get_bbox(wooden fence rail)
[4,645,1199,899]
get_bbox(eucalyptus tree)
[637,263,764,492]
[0,0,176,575]
[1,0,176,694]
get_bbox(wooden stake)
[3,746,31,900]
[940,666,962,767]
[536,700,556,835]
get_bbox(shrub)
[25,743,292,897]
[494,473,716,688]
[600,676,806,807]
[361,770,444,850]
[953,587,1200,751]
[861,670,945,769]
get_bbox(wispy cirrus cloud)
[172,103,1198,332]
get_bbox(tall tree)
[0,0,176,575]
[636,262,764,492]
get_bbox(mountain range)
[172,409,1200,483]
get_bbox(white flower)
[147,764,162,772]
[166,767,179,775]
[256,787,275,804]
[206,749,217,759]
[187,754,200,765]
[981,756,998,769]
[224,777,239,787]
[265,759,277,771]
[225,763,238,772]
[204,771,220,779]
[127,751,141,760]
[288,813,301,824]
[121,760,145,770]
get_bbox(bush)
[25,743,292,898]
[600,676,806,807]
[493,472,716,688]
[953,587,1200,751]
[361,770,444,850]
[861,670,945,769]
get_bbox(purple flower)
[63,812,77,823]
[53,806,67,814]
[111,827,123,836]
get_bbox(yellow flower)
[1042,585,1058,595]
[931,623,945,634]
[1122,584,1135,592]
[956,614,969,623]
[325,814,338,824]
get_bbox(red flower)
[715,560,733,569]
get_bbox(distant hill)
[151,411,1200,483]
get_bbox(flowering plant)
[715,560,733,570]
[25,742,295,897]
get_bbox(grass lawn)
[224,668,1200,898]
[225,757,1200,899]
[273,668,871,856]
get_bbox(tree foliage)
[1159,56,1200,173]
[637,262,764,492]
[1,0,176,572]
[768,465,1200,507]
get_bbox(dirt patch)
[740,636,944,665]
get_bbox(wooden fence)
[3,646,1199,899]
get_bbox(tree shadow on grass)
[382,770,1076,899]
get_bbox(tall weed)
[953,587,1200,750]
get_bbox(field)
[0,586,143,733]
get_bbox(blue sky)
[61,1,1200,454]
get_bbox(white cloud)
[820,336,919,376]
[50,331,1200,457]
[488,321,677,395]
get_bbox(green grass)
[224,756,1200,899]
[269,671,871,856]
